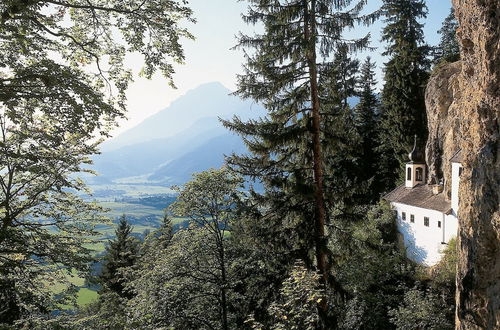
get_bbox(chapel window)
[416,167,423,181]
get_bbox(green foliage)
[170,168,244,228]
[432,238,458,286]
[99,215,139,299]
[128,225,229,329]
[0,0,194,108]
[331,201,416,329]
[354,57,382,200]
[378,0,430,190]
[321,46,368,207]
[248,261,323,330]
[125,168,244,329]
[389,288,453,330]
[0,0,192,323]
[228,206,294,327]
[69,291,128,329]
[224,2,379,301]
[434,8,460,64]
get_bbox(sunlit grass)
[48,198,191,310]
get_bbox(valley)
[59,82,260,308]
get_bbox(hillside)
[101,82,259,151]
[148,133,246,185]
[89,82,264,186]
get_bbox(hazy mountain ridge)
[101,82,259,151]
[90,82,263,186]
[148,133,246,185]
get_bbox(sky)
[114,0,453,137]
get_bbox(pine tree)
[354,57,381,201]
[99,215,139,299]
[325,45,360,110]
[434,8,460,64]
[224,1,378,325]
[320,48,367,211]
[378,0,430,189]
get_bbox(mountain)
[89,82,263,185]
[102,82,259,151]
[91,117,225,180]
[148,132,246,185]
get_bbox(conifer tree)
[99,215,139,299]
[434,8,460,64]
[354,57,381,201]
[320,48,367,210]
[325,45,360,110]
[378,0,430,189]
[224,1,378,324]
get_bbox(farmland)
[54,187,187,310]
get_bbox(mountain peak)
[187,81,230,93]
[102,82,243,151]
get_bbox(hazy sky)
[115,0,453,137]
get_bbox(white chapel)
[385,140,462,266]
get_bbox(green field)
[76,288,99,306]
[100,201,165,218]
[52,197,189,310]
[89,184,174,198]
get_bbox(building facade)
[385,144,462,266]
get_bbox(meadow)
[54,188,187,310]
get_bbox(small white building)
[385,142,462,266]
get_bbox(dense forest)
[0,0,498,329]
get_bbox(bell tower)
[405,136,426,188]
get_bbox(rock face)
[425,61,462,197]
[426,1,499,329]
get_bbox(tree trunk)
[451,1,500,329]
[303,0,329,325]
[217,230,229,330]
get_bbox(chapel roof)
[384,184,451,213]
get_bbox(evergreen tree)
[332,201,416,329]
[326,45,360,110]
[320,48,368,214]
[434,8,460,64]
[224,1,378,325]
[99,215,139,299]
[354,57,381,201]
[378,0,430,189]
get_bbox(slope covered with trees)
[0,0,193,325]
[2,0,493,329]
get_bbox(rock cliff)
[426,1,499,329]
[425,61,462,197]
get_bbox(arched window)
[407,167,412,180]
[416,167,423,181]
